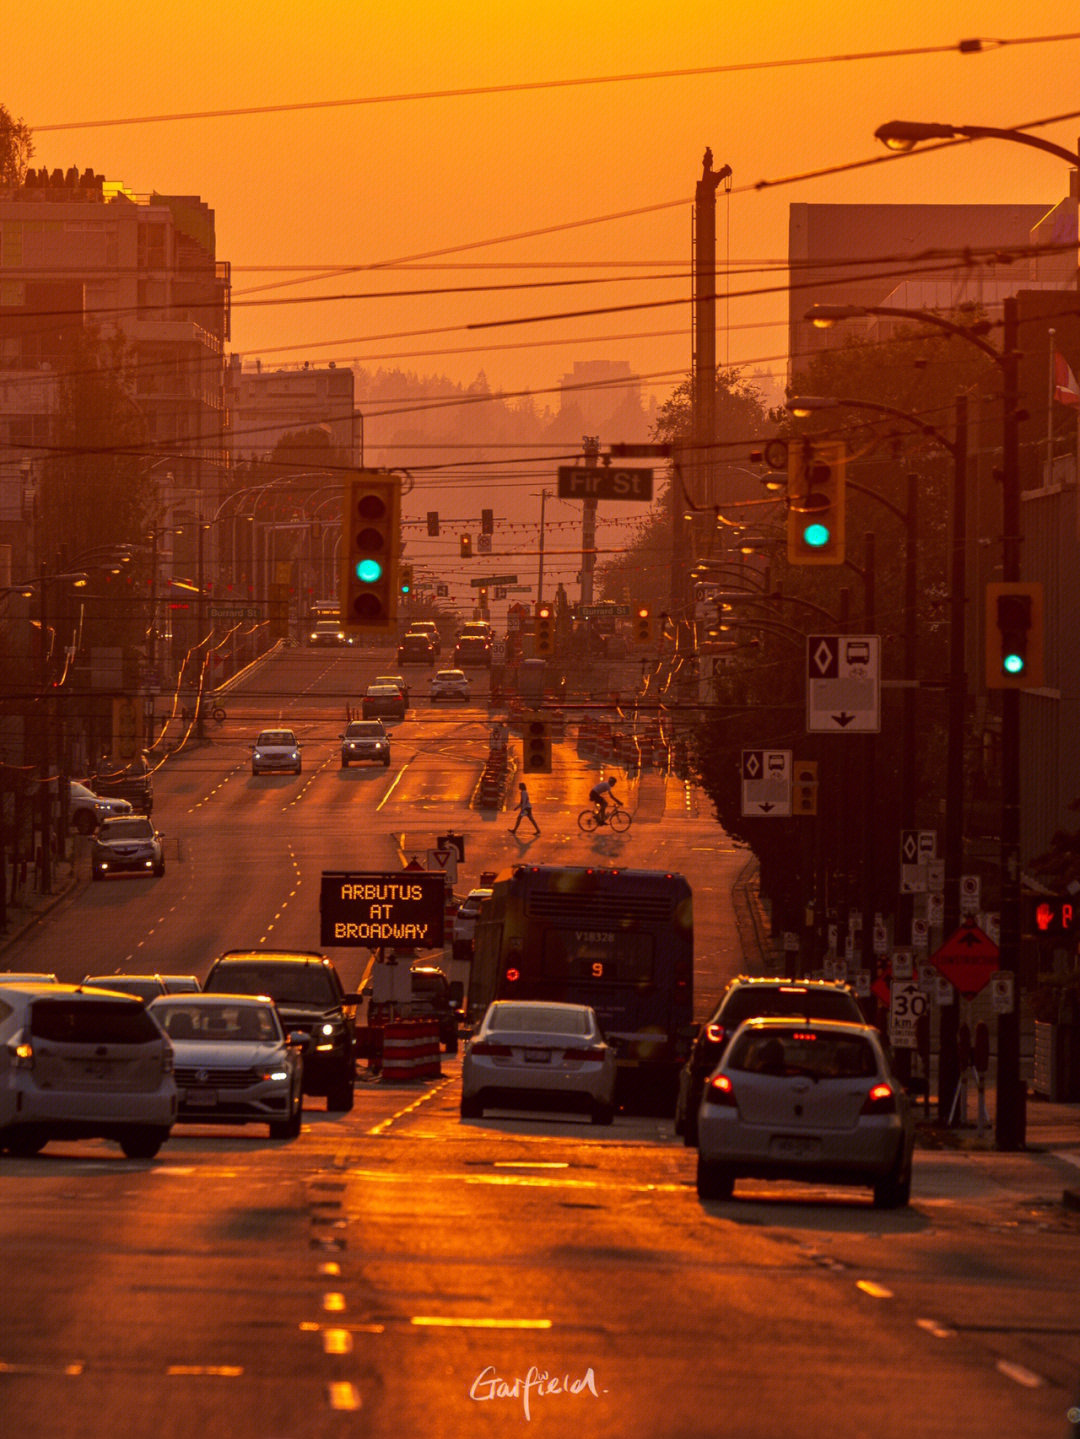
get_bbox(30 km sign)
[889,980,928,1050]
[320,871,445,948]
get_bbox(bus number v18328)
[469,865,694,1105]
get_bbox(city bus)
[469,864,694,1105]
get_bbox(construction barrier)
[379,1021,442,1083]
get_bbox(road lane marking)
[0,1362,84,1376]
[322,1293,346,1313]
[323,1330,353,1355]
[166,1366,243,1377]
[411,1317,552,1330]
[916,1318,955,1339]
[328,1382,361,1410]
[494,1162,569,1169]
[855,1281,893,1299]
[996,1360,1044,1388]
[345,1167,680,1193]
[319,1262,341,1276]
[367,1081,451,1135]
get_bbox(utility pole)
[38,560,51,893]
[580,437,599,607]
[693,147,730,510]
[536,489,548,604]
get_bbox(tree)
[0,104,33,186]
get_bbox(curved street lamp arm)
[804,303,1002,364]
[875,119,1079,169]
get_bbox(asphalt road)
[1,643,1077,1437]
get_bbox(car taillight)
[704,1072,736,1105]
[861,1083,896,1115]
[161,1048,174,1074]
[504,968,520,984]
[704,1023,726,1045]
[562,1047,604,1063]
[13,1041,34,1070]
[470,1041,513,1057]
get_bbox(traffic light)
[400,564,413,597]
[786,439,846,564]
[341,471,400,632]
[534,602,554,656]
[633,605,652,645]
[460,534,472,559]
[427,511,440,537]
[481,508,494,535]
[986,582,1044,688]
[522,712,552,773]
[792,760,818,816]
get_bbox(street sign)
[741,749,791,816]
[470,574,517,589]
[557,466,654,501]
[609,443,673,458]
[990,970,1015,1014]
[477,534,492,553]
[806,635,880,732]
[576,603,630,619]
[319,870,445,948]
[930,920,1000,998]
[426,848,458,884]
[959,874,981,917]
[889,980,928,1050]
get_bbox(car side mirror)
[287,1030,313,1052]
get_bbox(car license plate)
[770,1135,820,1158]
[185,1090,218,1106]
[522,1048,550,1064]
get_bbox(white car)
[0,982,177,1158]
[695,1017,915,1208]
[252,728,302,775]
[69,780,133,834]
[149,993,305,1140]
[460,1000,616,1124]
[452,887,492,958]
[90,815,165,880]
[430,668,471,703]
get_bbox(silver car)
[340,719,391,768]
[0,983,177,1158]
[460,1001,616,1125]
[149,994,305,1140]
[69,780,133,834]
[430,668,470,703]
[90,815,165,880]
[252,728,302,775]
[696,1017,915,1208]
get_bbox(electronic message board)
[320,871,445,948]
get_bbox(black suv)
[202,951,359,1111]
[675,977,866,1145]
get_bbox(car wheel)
[153,861,165,877]
[460,1094,482,1119]
[326,1072,355,1112]
[270,1091,303,1140]
[120,1126,169,1160]
[251,766,260,776]
[673,1095,685,1137]
[444,1032,459,1055]
[383,757,390,767]
[872,1155,912,1209]
[341,759,349,769]
[295,764,302,775]
[74,811,96,835]
[696,1158,734,1200]
[91,866,104,882]
[6,1128,47,1157]
[591,1100,615,1126]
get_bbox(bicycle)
[577,803,632,835]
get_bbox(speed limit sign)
[889,980,928,1050]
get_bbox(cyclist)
[588,776,620,823]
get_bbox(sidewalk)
[0,853,81,959]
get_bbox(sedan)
[69,780,133,834]
[340,719,391,768]
[90,815,165,880]
[696,1017,914,1208]
[453,635,492,668]
[83,974,169,1004]
[373,673,410,706]
[361,684,406,721]
[430,668,470,703]
[460,1000,616,1124]
[149,994,305,1139]
[252,729,302,775]
[397,635,435,666]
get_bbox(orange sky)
[7,3,1080,416]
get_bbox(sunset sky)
[8,2,1079,422]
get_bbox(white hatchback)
[430,668,471,703]
[0,983,177,1158]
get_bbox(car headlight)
[260,1068,289,1083]
[320,1022,337,1037]
[254,751,263,759]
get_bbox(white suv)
[431,669,471,703]
[0,982,177,1158]
[252,729,302,775]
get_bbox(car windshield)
[374,677,404,688]
[487,1004,589,1036]
[31,997,160,1044]
[257,732,295,746]
[101,819,154,841]
[84,977,165,1001]
[728,1028,878,1079]
[366,687,397,696]
[346,722,384,737]
[720,987,862,1026]
[435,671,465,682]
[154,1002,282,1043]
[206,964,337,1006]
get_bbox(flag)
[1053,350,1080,407]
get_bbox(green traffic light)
[1002,652,1025,675]
[355,558,382,584]
[802,521,831,548]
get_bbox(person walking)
[510,781,540,836]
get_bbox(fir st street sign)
[806,635,880,732]
[556,466,654,501]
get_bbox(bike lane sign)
[741,750,791,816]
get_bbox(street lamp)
[803,298,1025,1148]
[874,120,1080,169]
